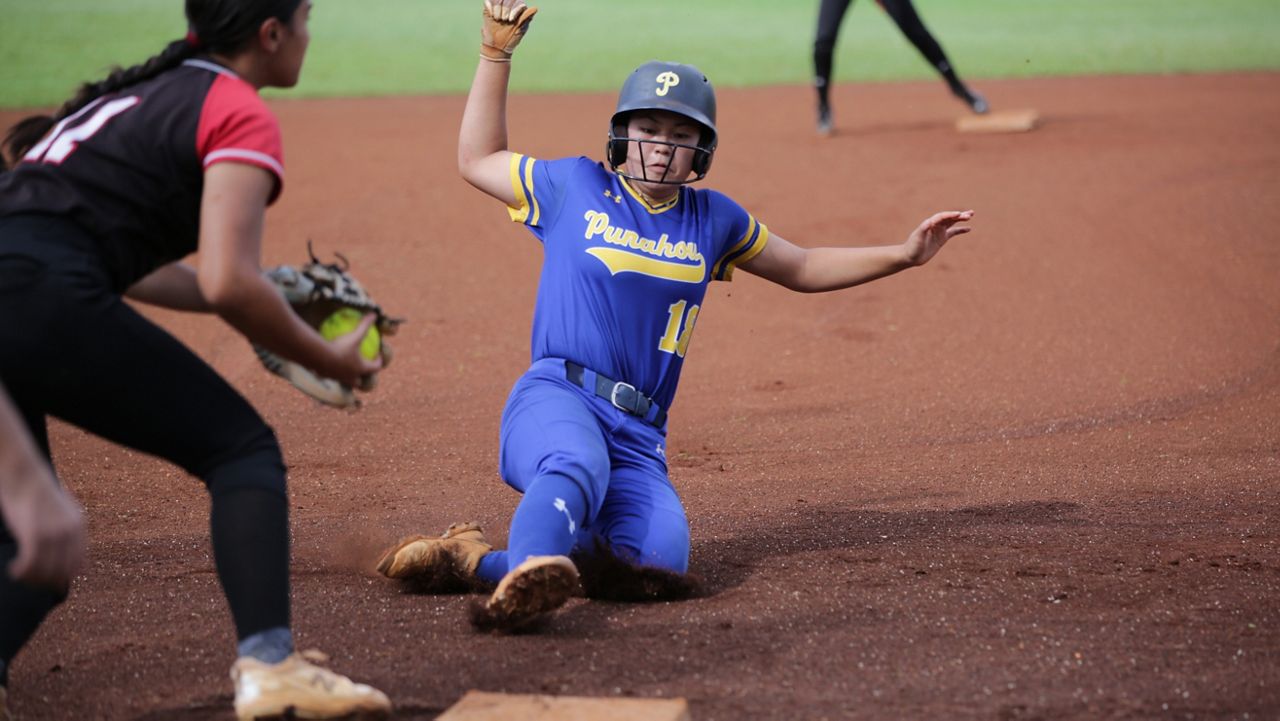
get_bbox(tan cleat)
[231,651,391,720]
[472,555,579,631]
[375,522,492,583]
[0,686,11,721]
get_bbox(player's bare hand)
[903,210,973,266]
[4,476,86,592]
[481,0,538,61]
[326,313,383,387]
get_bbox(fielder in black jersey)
[813,0,988,134]
[0,1,390,719]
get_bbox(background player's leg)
[879,0,988,112]
[813,0,855,133]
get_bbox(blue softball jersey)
[506,153,769,413]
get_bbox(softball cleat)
[950,82,989,114]
[474,555,579,631]
[816,102,833,136]
[231,652,391,720]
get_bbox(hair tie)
[185,30,201,48]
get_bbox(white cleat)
[231,652,391,720]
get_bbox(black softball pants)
[814,0,960,93]
[0,214,289,684]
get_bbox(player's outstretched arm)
[0,383,85,592]
[458,0,537,206]
[197,162,381,388]
[741,210,973,292]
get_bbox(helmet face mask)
[608,124,712,186]
[606,61,718,185]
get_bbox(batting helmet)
[606,60,718,183]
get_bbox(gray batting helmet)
[606,60,718,182]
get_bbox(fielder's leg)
[0,234,72,698]
[47,297,392,719]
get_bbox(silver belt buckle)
[609,381,639,414]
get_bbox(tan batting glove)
[481,0,538,62]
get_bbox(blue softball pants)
[475,358,690,583]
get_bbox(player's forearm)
[208,270,346,380]
[0,448,57,516]
[792,245,913,293]
[458,59,512,178]
[124,262,213,312]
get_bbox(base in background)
[436,691,692,721]
[956,109,1040,133]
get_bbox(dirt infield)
[3,72,1278,720]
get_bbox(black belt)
[564,361,667,428]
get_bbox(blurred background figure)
[814,0,988,134]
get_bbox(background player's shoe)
[1,686,12,721]
[232,651,391,720]
[816,101,833,135]
[470,555,579,631]
[375,522,492,585]
[949,81,989,114]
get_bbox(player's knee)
[609,542,688,575]
[647,537,691,574]
[201,425,287,498]
[611,530,690,574]
[537,451,609,506]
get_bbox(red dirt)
[4,72,1279,720]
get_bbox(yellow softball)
[319,307,380,360]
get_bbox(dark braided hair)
[3,0,303,165]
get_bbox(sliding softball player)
[378,0,975,630]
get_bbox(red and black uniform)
[0,59,291,684]
[0,58,284,289]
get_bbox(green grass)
[2,0,1278,108]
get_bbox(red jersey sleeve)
[196,73,285,203]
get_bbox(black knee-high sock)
[210,488,290,641]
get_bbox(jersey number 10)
[658,300,700,358]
